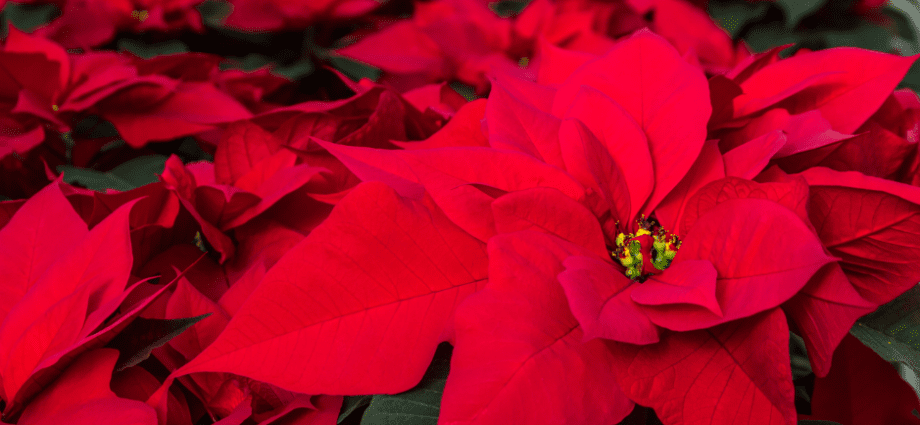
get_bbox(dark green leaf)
[488,0,533,18]
[775,0,826,27]
[329,56,381,82]
[860,285,920,349]
[361,343,451,425]
[708,0,771,38]
[820,21,892,51]
[106,314,210,371]
[2,3,59,33]
[449,82,479,101]
[339,396,373,424]
[197,0,232,27]
[790,331,812,381]
[274,59,315,80]
[117,39,190,59]
[59,155,167,192]
[851,285,920,399]
[742,21,803,53]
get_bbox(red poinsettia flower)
[294,30,920,424]
[12,0,206,49]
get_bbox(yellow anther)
[131,10,149,21]
[51,104,59,111]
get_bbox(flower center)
[131,10,149,21]
[612,216,680,281]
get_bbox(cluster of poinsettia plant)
[2,0,920,424]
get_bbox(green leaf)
[361,343,452,425]
[197,0,232,27]
[339,396,373,424]
[329,56,381,82]
[859,285,920,353]
[708,0,771,38]
[488,0,533,18]
[105,314,210,371]
[820,21,892,51]
[851,285,920,399]
[274,59,315,80]
[790,331,812,381]
[2,3,60,33]
[775,0,827,27]
[117,39,190,59]
[449,82,479,102]
[58,155,167,192]
[742,21,803,53]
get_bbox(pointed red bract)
[0,199,137,407]
[632,259,722,316]
[177,182,488,394]
[560,86,655,219]
[679,176,812,233]
[651,198,834,331]
[17,349,156,425]
[215,121,281,186]
[0,182,87,324]
[440,231,633,425]
[558,118,632,227]
[803,334,920,424]
[491,187,608,259]
[322,143,585,242]
[609,309,796,425]
[551,30,711,213]
[735,48,918,133]
[800,168,920,305]
[485,82,564,168]
[558,255,660,344]
[781,264,876,377]
[655,140,725,236]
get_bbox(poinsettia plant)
[2,0,920,425]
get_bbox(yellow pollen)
[51,104,59,111]
[131,10,149,21]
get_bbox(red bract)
[800,334,920,424]
[164,181,487,397]
[12,0,206,49]
[16,349,157,425]
[225,0,381,31]
[441,231,634,425]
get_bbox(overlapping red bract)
[2,2,920,425]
